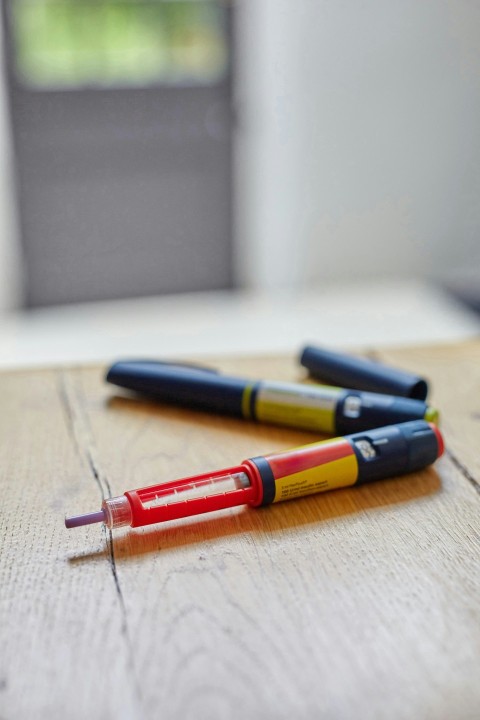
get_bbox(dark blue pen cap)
[300,345,429,400]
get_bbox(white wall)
[235,0,480,289]
[0,16,22,310]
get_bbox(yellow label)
[255,382,338,433]
[273,454,358,502]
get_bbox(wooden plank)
[0,368,139,718]
[0,344,479,719]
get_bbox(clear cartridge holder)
[102,466,259,529]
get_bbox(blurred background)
[0,0,479,333]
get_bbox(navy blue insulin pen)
[106,360,439,435]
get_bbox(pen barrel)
[247,420,443,506]
[107,360,254,417]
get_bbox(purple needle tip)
[65,509,106,529]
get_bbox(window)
[13,0,228,89]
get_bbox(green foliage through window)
[12,0,228,88]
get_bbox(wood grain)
[0,343,479,720]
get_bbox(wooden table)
[1,341,479,720]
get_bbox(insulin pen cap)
[300,345,429,400]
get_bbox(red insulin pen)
[65,420,443,532]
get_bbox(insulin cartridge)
[65,420,443,532]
